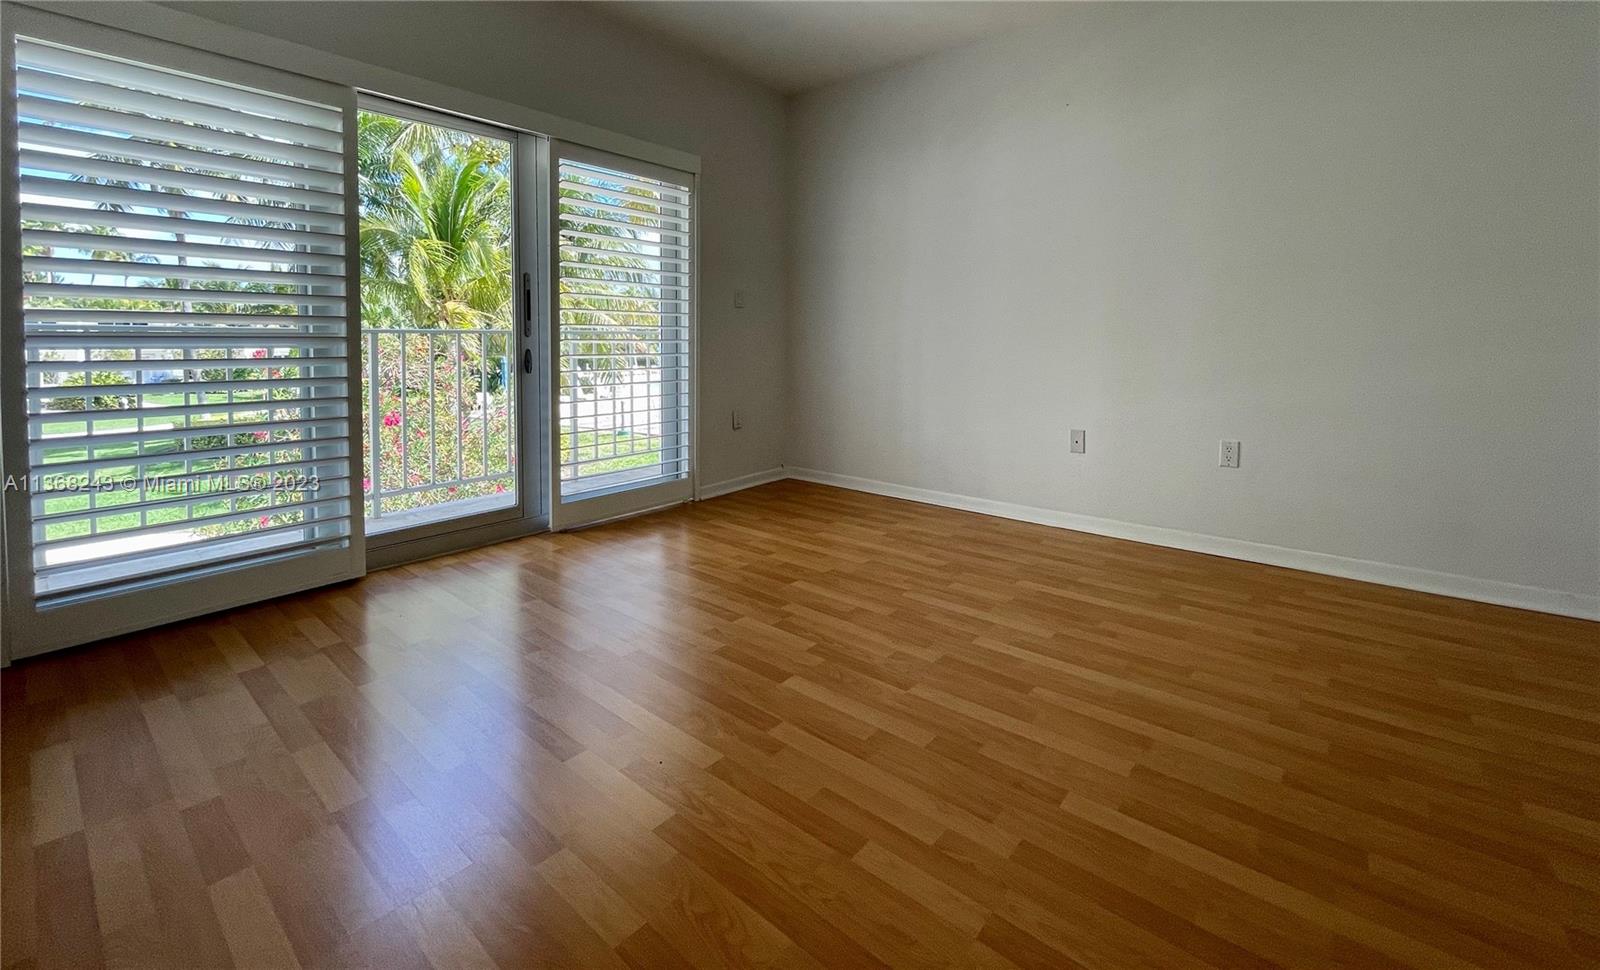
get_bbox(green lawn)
[36,391,287,464]
[39,410,664,541]
[37,393,289,542]
[40,391,196,462]
[559,429,665,477]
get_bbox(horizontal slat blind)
[14,36,352,601]
[556,158,692,497]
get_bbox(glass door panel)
[3,15,363,656]
[357,101,521,537]
[549,142,694,529]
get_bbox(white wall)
[788,3,1599,609]
[143,0,790,490]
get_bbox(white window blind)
[556,157,691,497]
[15,37,353,602]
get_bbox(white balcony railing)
[361,327,515,531]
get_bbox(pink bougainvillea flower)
[494,483,506,493]
[257,516,270,527]
[382,411,401,428]
[251,349,267,359]
[253,431,268,442]
[362,477,371,492]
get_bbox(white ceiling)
[581,1,1067,95]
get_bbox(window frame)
[353,93,549,555]
[1,4,368,657]
[547,140,699,530]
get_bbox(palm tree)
[357,115,512,331]
[356,113,518,508]
[555,179,680,393]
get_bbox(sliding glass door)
[549,142,695,529]
[1,11,694,658]
[356,99,533,544]
[3,13,364,656]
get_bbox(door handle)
[523,348,533,374]
[522,272,532,338]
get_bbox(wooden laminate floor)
[3,480,1598,969]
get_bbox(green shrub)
[46,372,135,412]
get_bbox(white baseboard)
[785,467,1599,622]
[696,466,789,500]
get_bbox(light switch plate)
[1070,429,1086,454]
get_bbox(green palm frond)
[358,111,513,334]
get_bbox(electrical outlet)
[734,290,747,309]
[1070,429,1086,454]
[1219,439,1241,468]
[731,409,742,431]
